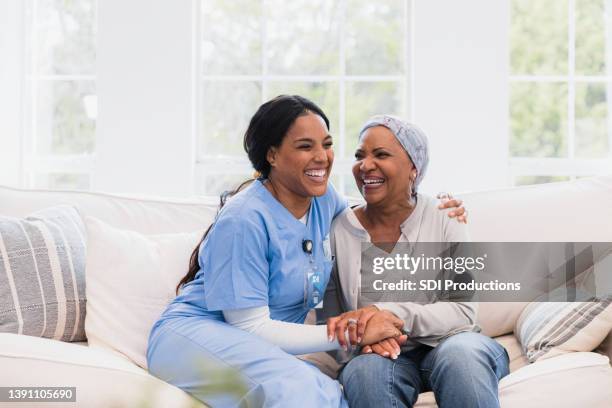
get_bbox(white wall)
[95,0,196,197]
[0,0,23,187]
[414,0,510,194]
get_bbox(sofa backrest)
[0,185,218,235]
[461,176,612,242]
[3,176,611,239]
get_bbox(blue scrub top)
[160,179,348,324]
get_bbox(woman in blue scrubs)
[146,95,465,407]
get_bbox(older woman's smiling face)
[352,126,417,206]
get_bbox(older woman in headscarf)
[322,115,510,408]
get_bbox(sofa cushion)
[495,352,612,408]
[0,333,204,408]
[84,216,203,368]
[516,299,612,363]
[495,333,529,373]
[414,352,612,408]
[0,206,86,341]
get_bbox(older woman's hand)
[437,192,468,224]
[359,310,405,346]
[362,335,408,360]
[327,305,380,350]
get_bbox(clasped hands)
[327,305,407,360]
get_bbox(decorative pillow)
[515,297,612,363]
[84,216,203,368]
[477,302,529,337]
[0,205,87,341]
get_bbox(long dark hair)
[176,95,330,293]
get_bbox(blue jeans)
[339,332,510,408]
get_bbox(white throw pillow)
[84,216,203,368]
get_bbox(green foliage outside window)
[510,0,610,165]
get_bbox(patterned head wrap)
[359,114,429,194]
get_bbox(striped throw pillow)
[0,206,86,341]
[516,298,612,363]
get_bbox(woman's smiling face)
[267,112,334,198]
[352,126,417,205]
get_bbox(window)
[196,0,412,196]
[510,0,612,186]
[23,0,97,190]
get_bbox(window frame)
[509,0,612,185]
[22,0,97,190]
[194,0,415,196]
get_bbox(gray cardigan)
[319,194,479,355]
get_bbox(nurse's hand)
[437,192,468,224]
[360,310,405,346]
[327,305,379,349]
[362,335,408,360]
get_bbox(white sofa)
[1,177,611,408]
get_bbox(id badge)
[304,257,325,309]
